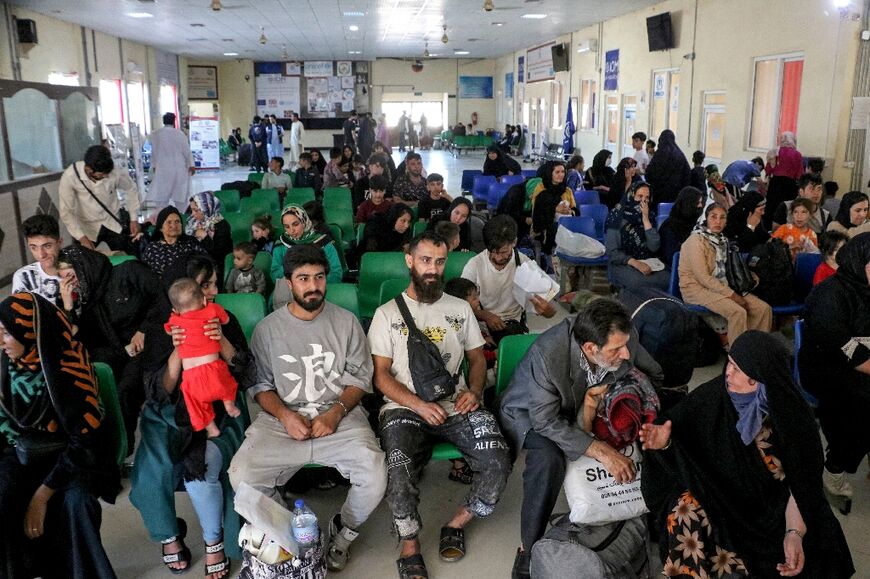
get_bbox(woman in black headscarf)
[141,206,208,277]
[609,157,639,207]
[587,149,616,205]
[641,331,854,579]
[56,245,162,454]
[826,191,870,238]
[362,202,414,253]
[645,130,692,208]
[0,292,119,578]
[428,196,474,251]
[800,232,870,510]
[482,144,522,179]
[129,255,254,576]
[724,191,771,253]
[658,186,704,267]
[530,161,577,260]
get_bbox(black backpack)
[221,180,258,198]
[747,239,794,305]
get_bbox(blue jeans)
[183,441,224,544]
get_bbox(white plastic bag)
[556,225,606,258]
[563,443,648,525]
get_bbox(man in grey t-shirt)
[229,244,385,572]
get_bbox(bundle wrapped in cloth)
[591,368,659,450]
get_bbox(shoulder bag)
[72,163,131,236]
[725,242,755,296]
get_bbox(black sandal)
[448,461,473,485]
[397,553,429,579]
[204,539,231,577]
[161,518,192,575]
[439,526,466,562]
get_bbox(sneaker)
[823,467,853,498]
[325,514,359,572]
[511,547,531,579]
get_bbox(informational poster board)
[187,66,218,100]
[304,61,334,77]
[526,43,555,83]
[255,74,301,118]
[189,117,220,170]
[459,76,494,99]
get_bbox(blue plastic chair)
[668,252,713,315]
[574,189,600,206]
[658,202,675,221]
[522,169,538,180]
[578,204,608,241]
[487,182,511,210]
[794,253,822,302]
[793,319,819,407]
[472,175,497,205]
[499,174,525,186]
[461,169,482,193]
[554,216,608,267]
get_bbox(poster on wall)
[336,61,352,76]
[459,76,494,99]
[255,74,301,118]
[187,66,218,100]
[189,117,220,170]
[604,50,619,91]
[517,56,525,83]
[526,43,555,83]
[307,78,330,112]
[304,61,334,77]
[285,62,302,76]
[505,73,514,99]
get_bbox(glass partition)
[4,88,63,178]
[59,92,100,166]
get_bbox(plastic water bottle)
[291,499,319,550]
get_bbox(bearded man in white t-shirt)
[369,230,511,578]
[461,215,556,343]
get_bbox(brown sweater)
[678,233,734,307]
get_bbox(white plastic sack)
[556,225,606,258]
[563,443,648,525]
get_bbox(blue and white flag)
[563,99,576,154]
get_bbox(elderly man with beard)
[228,244,386,573]
[369,230,511,579]
[499,298,663,579]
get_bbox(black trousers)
[95,225,134,254]
[251,143,269,172]
[520,430,567,550]
[0,449,116,579]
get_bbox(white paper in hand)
[512,261,560,313]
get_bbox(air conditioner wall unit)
[576,39,598,54]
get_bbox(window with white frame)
[651,69,680,139]
[579,79,597,130]
[701,92,726,163]
[748,54,803,150]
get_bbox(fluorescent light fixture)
[454,50,470,55]
[126,11,154,18]
[348,50,362,54]
[492,22,505,26]
[343,11,365,16]
[521,13,547,19]
[349,25,360,31]
[223,52,239,56]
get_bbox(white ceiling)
[11,0,658,61]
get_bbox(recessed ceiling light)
[521,13,547,19]
[348,50,362,54]
[190,23,205,27]
[343,11,365,17]
[223,52,239,56]
[348,25,359,31]
[126,12,154,18]
[454,50,470,55]
[492,22,505,26]
[222,38,233,42]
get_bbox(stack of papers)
[513,261,560,313]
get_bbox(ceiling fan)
[483,1,523,12]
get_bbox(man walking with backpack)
[369,230,511,579]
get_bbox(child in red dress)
[165,278,240,437]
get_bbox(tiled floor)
[14,149,870,577]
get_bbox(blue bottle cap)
[294,499,305,509]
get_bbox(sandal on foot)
[439,526,466,562]
[448,462,473,485]
[161,518,191,575]
[204,540,231,577]
[396,553,429,579]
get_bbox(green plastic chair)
[325,283,361,319]
[251,188,280,211]
[359,252,409,318]
[412,221,428,238]
[223,212,253,246]
[326,206,355,249]
[223,251,273,295]
[444,251,475,281]
[356,223,365,246]
[215,189,240,213]
[378,278,410,307]
[284,188,316,207]
[328,224,348,272]
[93,362,128,467]
[247,172,264,184]
[323,187,353,208]
[108,254,136,266]
[496,333,539,395]
[239,197,272,217]
[215,293,267,343]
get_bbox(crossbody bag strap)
[394,293,420,335]
[72,163,125,228]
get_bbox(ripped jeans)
[379,408,512,540]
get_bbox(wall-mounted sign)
[304,61,334,77]
[458,76,494,99]
[187,65,218,100]
[604,50,619,91]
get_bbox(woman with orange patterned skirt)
[640,331,853,578]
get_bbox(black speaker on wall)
[16,19,38,44]
[551,43,569,72]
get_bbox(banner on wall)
[255,74,301,118]
[505,73,514,99]
[304,61,334,77]
[459,76,494,99]
[604,50,619,91]
[518,56,525,83]
[187,66,218,100]
[189,117,220,170]
[526,43,555,83]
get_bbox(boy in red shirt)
[165,278,240,437]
